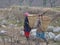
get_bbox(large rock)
[54,34,60,42]
[53,27,60,33]
[1,20,8,25]
[30,29,37,39]
[48,32,55,40]
[47,26,54,32]
[45,32,56,41]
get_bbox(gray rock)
[1,20,8,26]
[54,34,60,41]
[8,23,15,28]
[53,27,60,33]
[47,26,54,32]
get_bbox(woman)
[24,12,31,40]
[35,15,48,45]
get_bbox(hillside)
[0,6,60,26]
[0,0,60,8]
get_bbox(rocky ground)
[0,6,60,45]
[0,26,60,45]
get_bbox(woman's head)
[24,12,29,17]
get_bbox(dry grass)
[0,6,60,45]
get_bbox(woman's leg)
[35,38,40,45]
[43,38,48,45]
[35,32,40,45]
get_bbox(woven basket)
[28,14,51,31]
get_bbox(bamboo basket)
[28,14,52,31]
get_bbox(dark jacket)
[24,16,31,32]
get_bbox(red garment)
[24,32,30,38]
